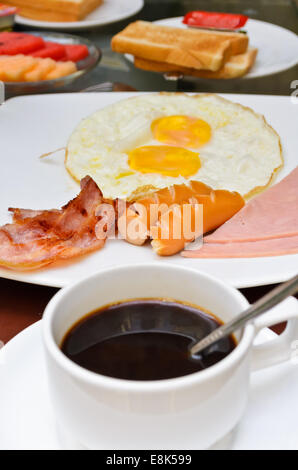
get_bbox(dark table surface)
[1,0,297,344]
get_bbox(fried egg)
[65,93,283,200]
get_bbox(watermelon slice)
[0,32,44,55]
[0,33,89,63]
[0,32,23,40]
[62,45,89,62]
[31,41,66,61]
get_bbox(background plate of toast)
[124,17,298,80]
[14,0,144,31]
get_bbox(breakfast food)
[0,31,44,54]
[182,167,298,258]
[0,163,296,269]
[118,181,244,255]
[111,19,257,79]
[0,54,77,81]
[66,93,283,201]
[62,44,89,62]
[0,176,112,270]
[183,236,298,258]
[134,48,258,79]
[0,32,89,62]
[31,41,66,60]
[44,60,77,80]
[0,174,244,268]
[0,32,90,82]
[3,0,103,22]
[31,42,89,62]
[111,21,249,72]
[0,92,292,270]
[150,188,244,257]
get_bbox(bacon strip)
[0,176,113,270]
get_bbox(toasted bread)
[4,0,103,22]
[111,21,249,72]
[134,48,258,79]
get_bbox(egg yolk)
[151,115,211,148]
[128,145,201,177]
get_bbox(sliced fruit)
[24,58,56,81]
[31,41,66,61]
[62,44,89,62]
[0,32,44,55]
[0,54,77,82]
[0,55,37,81]
[44,61,77,80]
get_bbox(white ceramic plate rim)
[15,0,144,31]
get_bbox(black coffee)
[61,300,236,381]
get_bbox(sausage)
[117,181,244,255]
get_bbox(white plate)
[127,17,298,79]
[0,92,297,289]
[1,321,298,450]
[15,0,144,31]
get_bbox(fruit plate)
[3,31,101,94]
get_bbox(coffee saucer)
[0,322,297,450]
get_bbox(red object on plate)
[62,44,89,62]
[0,31,89,62]
[183,11,248,29]
[32,43,89,63]
[31,41,66,60]
[0,32,44,55]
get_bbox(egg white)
[66,93,283,200]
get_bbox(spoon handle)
[190,274,298,356]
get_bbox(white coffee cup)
[42,264,298,450]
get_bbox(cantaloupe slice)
[24,57,56,81]
[45,61,76,80]
[0,55,37,81]
[0,54,77,82]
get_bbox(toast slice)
[134,48,258,79]
[4,0,103,22]
[111,21,249,72]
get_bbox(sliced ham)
[203,167,298,244]
[182,167,298,258]
[182,235,298,258]
[0,176,113,270]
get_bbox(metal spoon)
[190,274,298,357]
